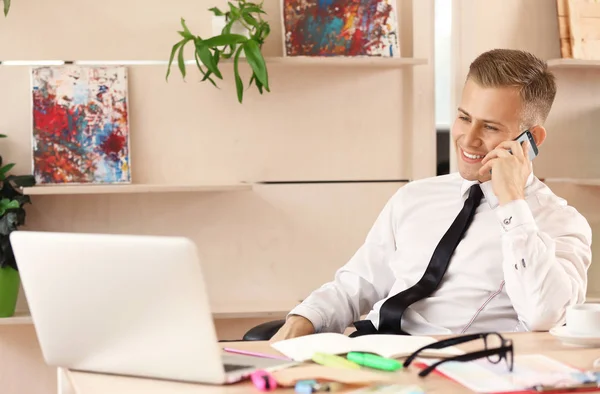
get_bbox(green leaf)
[177,38,192,79]
[0,199,19,216]
[233,46,245,104]
[209,7,225,16]
[166,40,184,81]
[196,52,219,88]
[241,13,259,27]
[242,6,265,14]
[0,163,15,180]
[0,134,6,138]
[196,43,222,79]
[228,2,241,19]
[3,0,10,17]
[202,34,248,48]
[262,22,271,37]
[203,73,219,88]
[254,73,264,94]
[193,50,205,73]
[180,18,193,38]
[243,40,269,91]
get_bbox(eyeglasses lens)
[484,333,503,364]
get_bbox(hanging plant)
[166,0,271,103]
[0,135,35,270]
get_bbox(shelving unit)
[0,301,302,324]
[542,178,600,187]
[547,58,600,69]
[0,57,428,69]
[212,301,301,319]
[0,312,34,325]
[22,183,253,195]
[587,295,600,303]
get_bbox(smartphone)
[514,130,538,160]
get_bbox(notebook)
[270,333,463,362]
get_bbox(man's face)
[451,79,524,181]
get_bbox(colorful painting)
[282,0,399,57]
[31,66,131,185]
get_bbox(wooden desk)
[63,332,600,394]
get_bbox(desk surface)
[65,332,600,394]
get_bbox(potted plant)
[2,0,10,16]
[166,0,271,103]
[0,135,35,317]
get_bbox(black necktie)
[376,183,484,335]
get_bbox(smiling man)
[270,49,592,340]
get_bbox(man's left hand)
[479,140,532,206]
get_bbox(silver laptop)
[10,231,295,384]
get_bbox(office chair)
[242,319,286,341]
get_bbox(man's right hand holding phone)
[479,139,533,206]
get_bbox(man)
[271,49,592,341]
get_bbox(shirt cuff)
[495,199,537,232]
[288,304,326,332]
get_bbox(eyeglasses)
[403,332,514,377]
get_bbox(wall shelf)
[587,296,600,303]
[542,178,600,186]
[22,183,253,195]
[265,57,427,68]
[0,57,427,69]
[0,312,34,325]
[0,302,300,325]
[547,58,600,69]
[212,301,300,319]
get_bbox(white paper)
[271,333,462,362]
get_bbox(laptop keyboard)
[224,363,252,373]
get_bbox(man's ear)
[529,125,547,147]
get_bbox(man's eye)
[484,124,498,131]
[459,116,470,122]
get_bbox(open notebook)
[270,333,463,362]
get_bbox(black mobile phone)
[514,130,538,160]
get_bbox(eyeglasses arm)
[417,346,513,377]
[403,333,488,367]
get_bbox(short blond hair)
[467,49,557,128]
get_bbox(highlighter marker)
[312,352,361,370]
[346,352,403,372]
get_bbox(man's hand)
[479,140,532,206]
[269,315,315,343]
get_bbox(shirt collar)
[460,171,535,209]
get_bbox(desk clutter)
[227,332,600,393]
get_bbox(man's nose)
[462,126,481,147]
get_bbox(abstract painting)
[31,66,131,185]
[282,0,399,57]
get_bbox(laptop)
[10,231,296,384]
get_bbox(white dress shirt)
[290,172,592,335]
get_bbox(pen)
[223,347,291,361]
[312,352,361,370]
[346,352,403,372]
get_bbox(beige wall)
[452,0,600,298]
[0,1,434,393]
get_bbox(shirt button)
[521,259,526,268]
[503,216,512,225]
[514,263,518,270]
